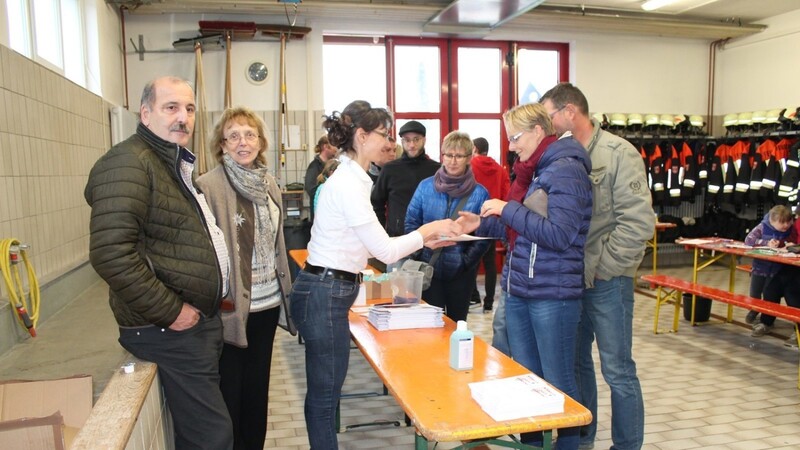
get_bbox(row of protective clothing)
[638,136,800,209]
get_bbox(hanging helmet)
[608,113,627,134]
[592,112,609,130]
[627,113,643,132]
[723,113,738,129]
[764,109,782,124]
[751,110,767,124]
[689,115,704,128]
[609,113,627,127]
[674,115,691,134]
[659,114,674,127]
[644,114,660,132]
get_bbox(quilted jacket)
[405,174,490,280]
[477,136,592,300]
[84,124,223,328]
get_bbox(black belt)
[303,263,362,284]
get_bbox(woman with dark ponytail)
[289,100,461,449]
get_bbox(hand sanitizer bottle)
[449,320,474,370]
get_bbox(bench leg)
[653,285,681,334]
[796,324,800,391]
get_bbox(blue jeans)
[576,276,644,450]
[491,290,511,356]
[289,270,359,450]
[506,294,581,450]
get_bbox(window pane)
[6,0,31,56]
[32,0,62,68]
[61,0,84,86]
[457,48,500,113]
[323,44,386,114]
[396,119,440,159]
[517,49,559,104]
[458,119,502,163]
[394,46,440,113]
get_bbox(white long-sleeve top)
[307,153,423,274]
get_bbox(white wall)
[123,14,309,114]
[714,9,800,114]
[124,13,714,121]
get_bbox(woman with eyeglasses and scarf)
[197,106,295,450]
[405,130,490,322]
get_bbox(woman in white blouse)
[290,100,460,449]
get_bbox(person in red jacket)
[469,137,510,311]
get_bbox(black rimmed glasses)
[549,105,567,119]
[442,153,469,161]
[370,130,389,139]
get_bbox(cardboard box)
[364,279,392,300]
[0,375,92,450]
[359,270,392,301]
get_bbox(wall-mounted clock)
[246,61,269,84]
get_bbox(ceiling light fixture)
[641,0,678,11]
[641,0,719,12]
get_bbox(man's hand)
[169,303,200,331]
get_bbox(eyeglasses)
[549,105,567,119]
[224,132,260,144]
[371,130,389,139]
[402,136,424,144]
[508,131,526,143]
[442,153,469,161]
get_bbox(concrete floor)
[1,264,799,449]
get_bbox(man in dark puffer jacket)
[84,77,233,450]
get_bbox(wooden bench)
[640,273,800,389]
[736,264,752,273]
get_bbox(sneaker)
[469,298,481,306]
[745,310,759,325]
[784,336,799,350]
[751,323,772,337]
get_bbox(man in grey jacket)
[85,77,233,449]
[542,83,654,450]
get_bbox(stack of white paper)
[367,304,444,331]
[469,374,565,421]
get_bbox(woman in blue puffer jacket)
[458,103,592,450]
[405,130,489,321]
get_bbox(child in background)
[313,159,340,213]
[744,205,794,337]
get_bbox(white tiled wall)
[0,44,109,285]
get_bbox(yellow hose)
[0,238,40,337]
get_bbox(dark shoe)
[483,306,493,313]
[469,298,481,306]
[745,310,759,325]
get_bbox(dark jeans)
[750,273,782,326]
[506,294,581,449]
[118,315,233,450]
[424,267,478,322]
[290,270,359,450]
[471,244,497,308]
[219,307,280,450]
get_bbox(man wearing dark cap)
[469,137,510,312]
[371,120,440,236]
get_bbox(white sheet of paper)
[436,234,493,242]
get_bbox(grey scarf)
[222,154,278,302]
